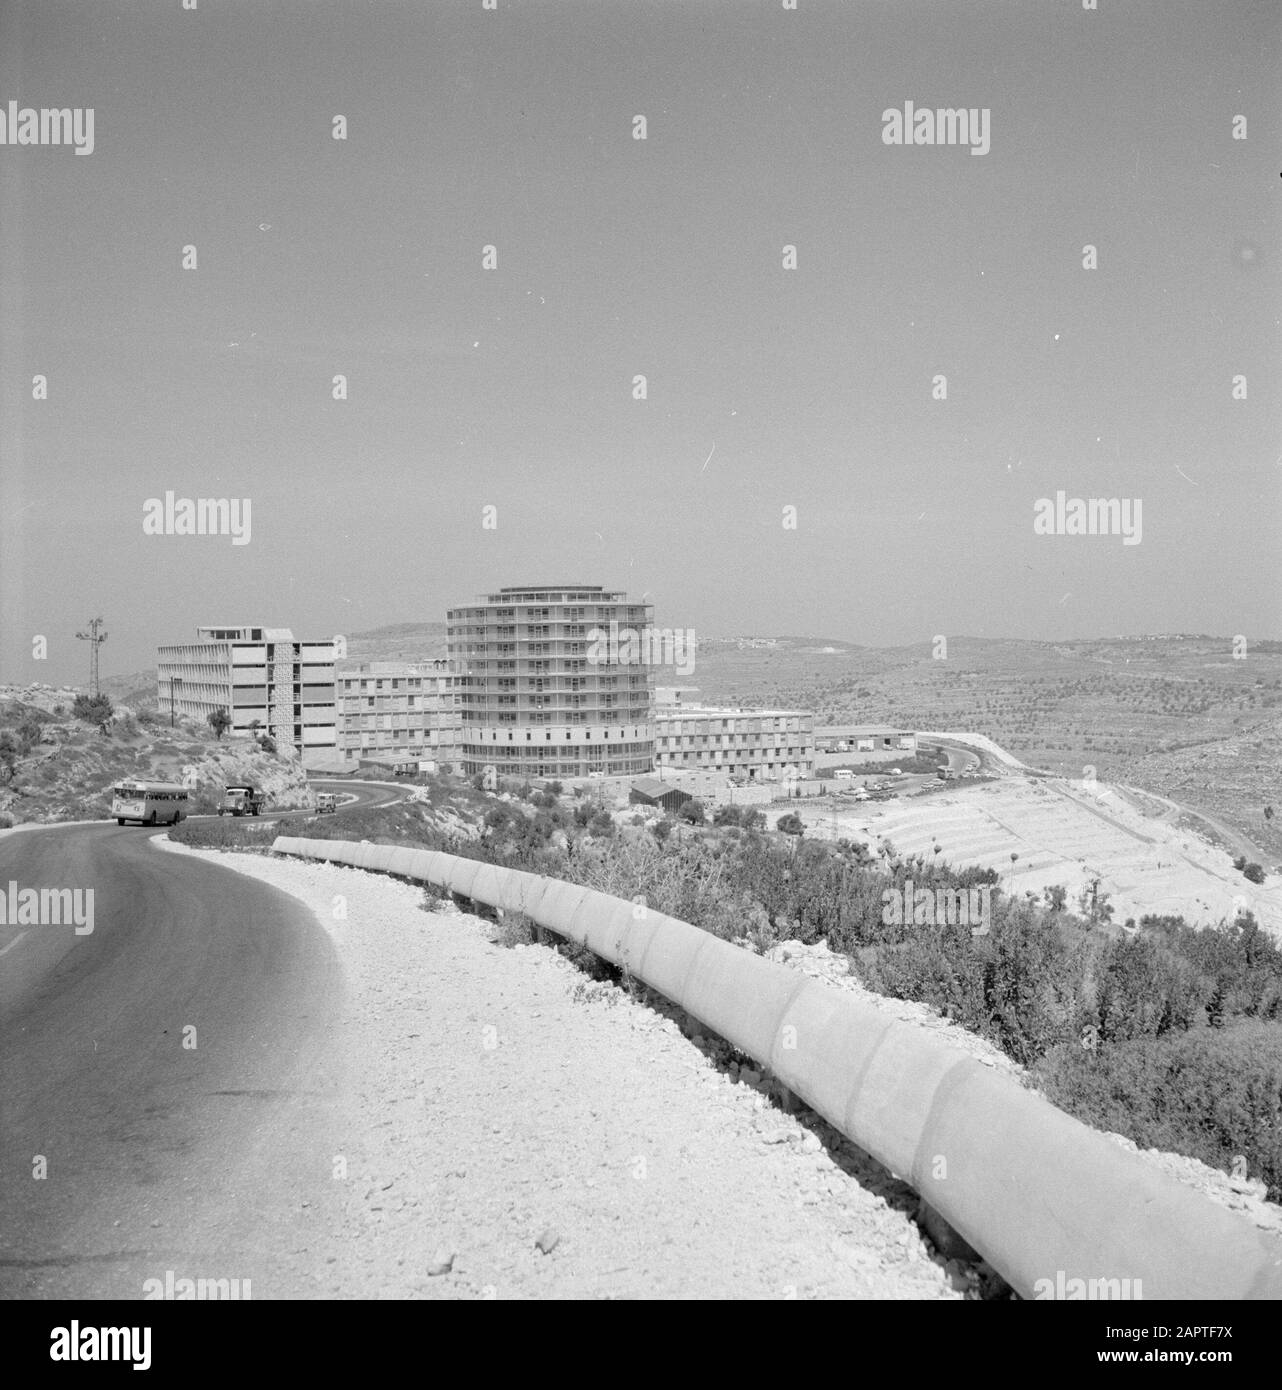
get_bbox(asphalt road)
[0,779,402,1298]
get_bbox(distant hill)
[685,634,1282,861]
[343,622,447,665]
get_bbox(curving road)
[0,779,403,1299]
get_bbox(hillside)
[343,622,448,666]
[0,685,313,825]
[682,635,1282,862]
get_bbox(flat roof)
[656,705,812,719]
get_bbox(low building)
[156,625,337,764]
[815,725,918,760]
[653,688,815,780]
[628,777,692,815]
[337,662,462,768]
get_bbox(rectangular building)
[156,625,337,763]
[337,662,461,767]
[447,584,655,779]
[815,725,918,758]
[653,687,815,780]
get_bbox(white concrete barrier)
[271,834,1282,1300]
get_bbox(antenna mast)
[75,617,108,697]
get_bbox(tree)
[651,818,674,843]
[0,731,18,781]
[776,813,804,837]
[72,693,113,725]
[1244,862,1266,885]
[677,798,706,825]
[1044,884,1068,914]
[207,708,231,740]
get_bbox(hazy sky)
[2,0,1278,684]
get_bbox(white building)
[653,687,815,780]
[156,625,337,764]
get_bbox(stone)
[916,1199,981,1263]
[426,1248,455,1276]
[535,1227,560,1255]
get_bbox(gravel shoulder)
[157,838,979,1299]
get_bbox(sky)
[1,0,1279,685]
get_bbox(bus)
[111,780,190,827]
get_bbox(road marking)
[0,930,30,957]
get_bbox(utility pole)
[75,617,108,697]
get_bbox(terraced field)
[798,775,1282,937]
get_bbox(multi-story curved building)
[447,585,655,779]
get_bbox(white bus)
[111,780,190,827]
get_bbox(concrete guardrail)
[272,834,1282,1300]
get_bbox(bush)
[72,693,113,725]
[712,804,742,827]
[677,798,706,825]
[168,817,278,851]
[776,813,804,836]
[493,910,537,948]
[1244,862,1266,884]
[651,818,674,843]
[1035,1021,1282,1201]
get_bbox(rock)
[916,1199,981,1263]
[799,1132,822,1154]
[535,1227,560,1255]
[426,1248,455,1276]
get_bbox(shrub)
[72,693,113,725]
[651,818,674,843]
[493,910,536,948]
[1244,862,1266,884]
[1035,1022,1282,1201]
[677,798,706,825]
[776,813,804,836]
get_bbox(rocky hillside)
[0,684,313,825]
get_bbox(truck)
[219,784,265,817]
[315,792,338,815]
